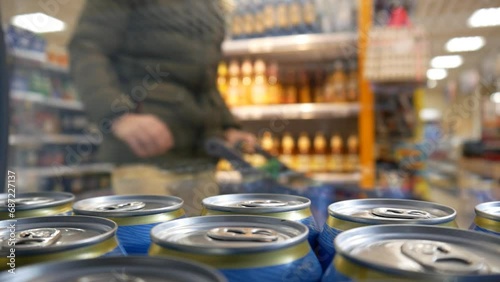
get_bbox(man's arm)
[69,0,134,126]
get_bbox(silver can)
[317,198,457,270]
[0,215,125,270]
[322,224,500,281]
[149,215,323,282]
[201,193,320,248]
[470,201,500,236]
[0,256,227,282]
[73,195,185,255]
[0,192,74,219]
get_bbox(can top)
[335,225,500,279]
[150,215,308,255]
[328,199,456,225]
[0,192,74,211]
[2,256,227,282]
[202,193,310,213]
[73,195,183,217]
[0,216,117,254]
[475,201,500,221]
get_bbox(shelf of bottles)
[6,25,110,192]
[218,130,360,182]
[219,59,359,112]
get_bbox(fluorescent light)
[445,36,485,52]
[468,7,500,28]
[12,13,65,33]
[490,92,500,103]
[427,69,447,80]
[431,55,463,69]
[420,108,441,121]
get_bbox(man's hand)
[224,129,257,152]
[112,114,174,158]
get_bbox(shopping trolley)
[205,138,396,227]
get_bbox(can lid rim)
[0,256,227,282]
[328,198,457,224]
[150,215,309,255]
[0,192,74,211]
[72,195,183,217]
[475,201,500,221]
[0,215,117,254]
[334,224,500,278]
[202,193,310,213]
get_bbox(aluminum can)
[0,192,74,219]
[0,215,125,270]
[202,193,320,248]
[322,224,500,282]
[73,195,184,255]
[149,215,322,282]
[0,256,227,282]
[317,198,457,270]
[470,201,500,236]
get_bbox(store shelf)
[10,49,46,63]
[222,33,357,60]
[11,90,84,111]
[216,171,360,184]
[459,158,500,179]
[10,134,98,146]
[231,103,360,120]
[426,160,457,176]
[9,49,68,73]
[16,163,115,178]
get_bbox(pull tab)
[371,207,431,219]
[401,241,489,275]
[14,197,53,206]
[96,201,146,212]
[240,200,288,208]
[207,227,279,242]
[12,228,62,249]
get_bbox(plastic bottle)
[251,59,268,105]
[297,132,311,172]
[241,59,253,105]
[226,60,241,107]
[313,131,327,172]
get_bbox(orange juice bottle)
[284,70,298,104]
[251,59,268,105]
[241,59,253,105]
[332,60,347,102]
[313,132,327,172]
[313,69,326,103]
[329,134,344,172]
[226,60,241,107]
[298,70,312,103]
[346,135,359,172]
[296,132,311,173]
[217,62,228,102]
[267,61,282,104]
[280,132,295,169]
[261,131,274,153]
[347,60,358,102]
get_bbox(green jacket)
[69,0,238,171]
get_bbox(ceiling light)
[468,7,500,28]
[427,69,447,80]
[419,108,441,121]
[431,55,463,69]
[490,92,500,103]
[12,13,65,33]
[445,36,485,52]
